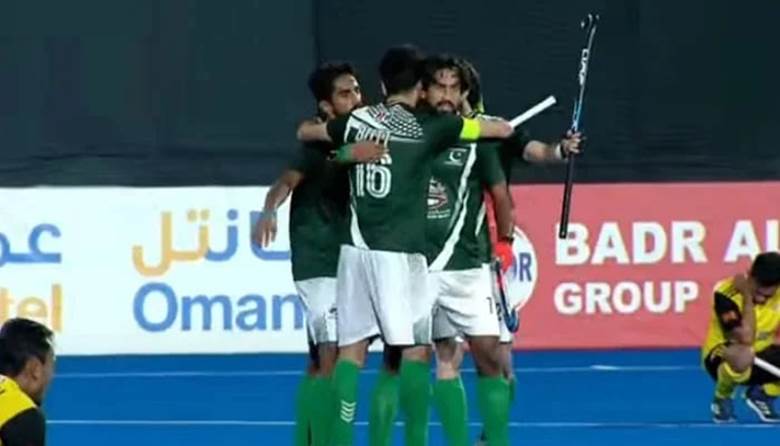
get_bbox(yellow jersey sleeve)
[0,376,37,427]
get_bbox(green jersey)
[288,143,348,281]
[326,103,466,254]
[426,142,507,271]
[473,119,531,264]
[498,128,531,183]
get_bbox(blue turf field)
[46,349,778,445]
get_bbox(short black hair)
[751,252,780,287]
[0,318,54,377]
[421,54,470,91]
[308,61,358,103]
[379,45,425,96]
[458,58,483,112]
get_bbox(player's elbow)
[296,124,308,141]
[296,121,320,141]
[730,326,754,346]
[522,142,548,163]
[280,170,303,189]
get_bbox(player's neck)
[385,91,417,109]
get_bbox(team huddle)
[255,45,580,446]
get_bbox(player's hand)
[496,120,514,138]
[253,210,278,248]
[494,239,515,273]
[560,130,584,156]
[297,117,321,131]
[301,116,323,125]
[296,117,327,142]
[460,91,473,116]
[351,141,388,163]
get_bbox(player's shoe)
[473,431,487,446]
[711,397,736,423]
[745,385,780,423]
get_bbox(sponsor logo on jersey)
[427,179,450,220]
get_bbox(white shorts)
[431,264,501,340]
[336,245,432,347]
[295,277,338,345]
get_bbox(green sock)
[295,375,315,446]
[477,377,510,446]
[399,360,431,446]
[433,378,469,446]
[369,369,400,446]
[309,377,335,446]
[331,360,361,446]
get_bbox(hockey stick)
[558,13,599,239]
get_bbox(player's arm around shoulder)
[435,111,512,142]
[468,116,513,140]
[296,112,352,145]
[296,117,332,143]
[0,407,46,446]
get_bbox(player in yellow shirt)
[0,318,55,446]
[702,252,780,423]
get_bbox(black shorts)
[704,344,780,385]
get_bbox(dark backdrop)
[1,0,777,186]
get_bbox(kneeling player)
[703,251,780,423]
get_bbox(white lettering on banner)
[645,282,672,313]
[584,283,612,314]
[591,223,630,265]
[554,283,582,315]
[723,220,780,263]
[671,222,707,263]
[612,282,641,313]
[674,281,698,312]
[556,224,590,265]
[553,281,699,315]
[632,222,667,264]
[556,221,707,265]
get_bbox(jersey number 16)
[355,154,392,199]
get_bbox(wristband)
[556,143,567,160]
[335,144,354,162]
